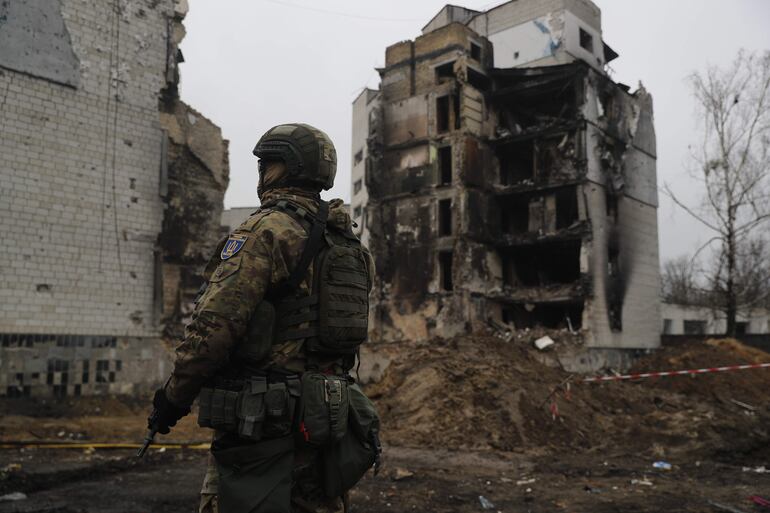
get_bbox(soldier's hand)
[149,388,191,435]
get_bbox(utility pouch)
[197,386,239,431]
[236,377,267,440]
[297,372,349,447]
[262,382,292,438]
[321,383,381,498]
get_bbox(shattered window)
[435,61,455,84]
[437,96,450,133]
[579,28,594,53]
[353,179,363,195]
[438,199,452,236]
[438,146,452,185]
[470,42,482,61]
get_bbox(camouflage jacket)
[165,188,372,407]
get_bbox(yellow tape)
[0,442,211,450]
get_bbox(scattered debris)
[516,478,536,486]
[707,500,749,513]
[392,468,414,481]
[534,336,555,351]
[478,495,495,509]
[730,399,756,412]
[742,466,769,474]
[0,492,27,502]
[652,461,672,470]
[630,478,653,486]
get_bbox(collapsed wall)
[361,18,659,364]
[0,0,228,397]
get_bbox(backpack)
[267,199,371,356]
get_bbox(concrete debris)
[0,493,27,502]
[392,468,415,481]
[478,495,495,509]
[534,336,555,351]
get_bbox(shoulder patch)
[221,234,247,260]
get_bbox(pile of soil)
[367,336,770,458]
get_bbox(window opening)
[438,199,452,236]
[470,42,481,61]
[438,146,452,185]
[683,320,706,335]
[436,96,450,133]
[579,28,594,53]
[353,179,362,195]
[435,61,455,84]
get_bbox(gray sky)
[179,0,770,263]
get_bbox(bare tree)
[665,50,770,336]
[661,256,699,304]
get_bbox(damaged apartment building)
[354,0,660,356]
[0,0,228,397]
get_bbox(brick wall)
[0,0,187,397]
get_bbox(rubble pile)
[367,337,770,457]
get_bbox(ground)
[0,338,769,512]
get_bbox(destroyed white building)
[352,0,660,362]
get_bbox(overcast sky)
[179,0,770,263]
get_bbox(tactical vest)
[236,199,371,366]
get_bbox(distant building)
[221,207,258,233]
[662,303,770,336]
[353,0,660,354]
[350,88,380,245]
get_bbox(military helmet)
[253,123,337,190]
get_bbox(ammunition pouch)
[198,375,301,441]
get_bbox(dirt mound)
[631,338,770,404]
[367,336,770,458]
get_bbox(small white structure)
[661,303,770,335]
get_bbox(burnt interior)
[499,186,579,236]
[502,301,583,330]
[500,240,581,287]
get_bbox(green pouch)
[212,435,294,513]
[321,383,381,498]
[298,372,349,447]
[262,382,292,438]
[237,377,267,441]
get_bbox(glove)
[148,388,190,435]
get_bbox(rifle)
[137,409,159,458]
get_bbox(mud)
[0,337,768,512]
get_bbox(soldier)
[146,123,381,513]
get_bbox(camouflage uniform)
[164,187,371,513]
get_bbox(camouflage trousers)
[198,438,345,513]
